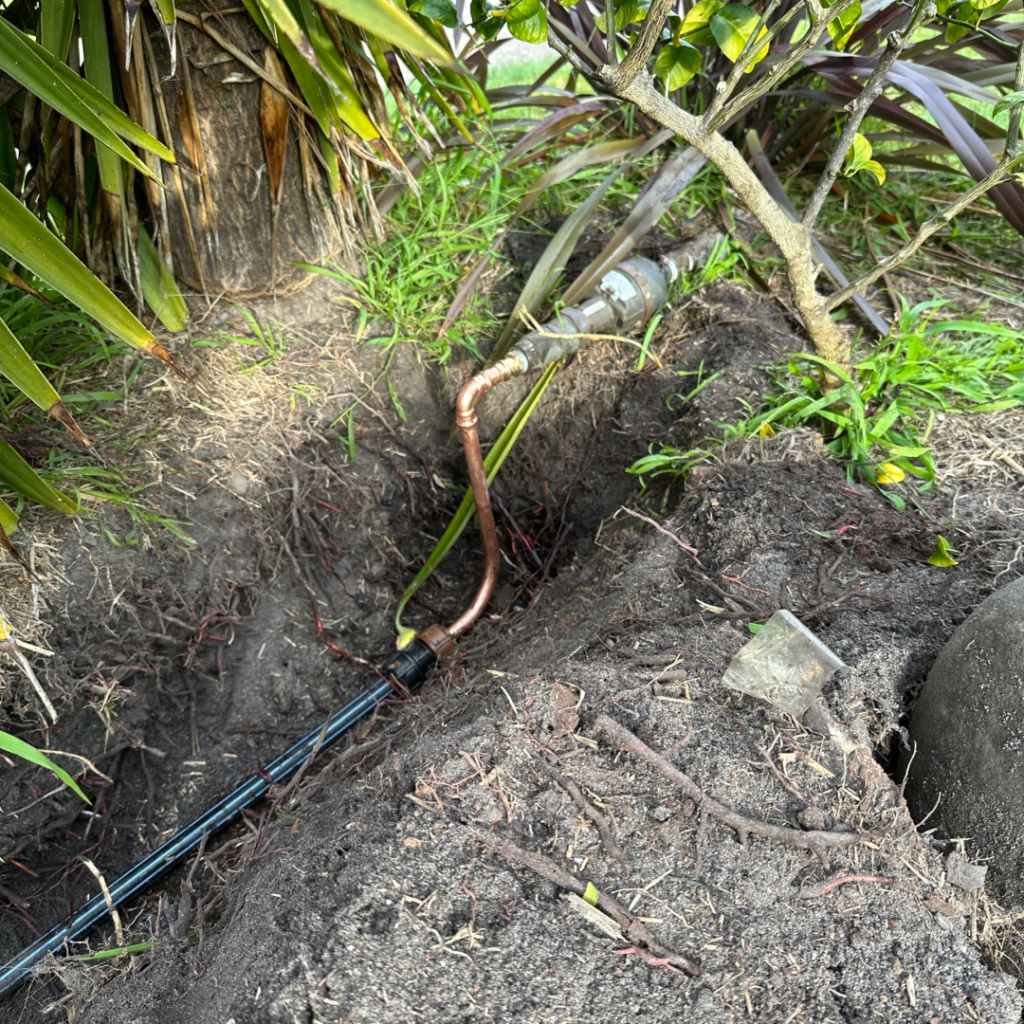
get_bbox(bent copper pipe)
[415,355,525,658]
[414,235,723,659]
[446,358,526,638]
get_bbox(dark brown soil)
[1,282,1022,1023]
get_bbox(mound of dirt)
[1,282,1022,1023]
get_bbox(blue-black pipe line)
[0,640,437,999]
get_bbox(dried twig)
[799,869,890,898]
[802,0,934,228]
[470,828,700,975]
[0,635,56,723]
[541,762,630,873]
[756,744,805,804]
[616,508,698,557]
[79,857,124,948]
[594,715,866,850]
[976,432,1024,478]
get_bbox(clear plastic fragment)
[721,609,845,716]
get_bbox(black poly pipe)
[0,640,437,999]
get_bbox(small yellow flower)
[875,462,905,485]
[757,422,776,438]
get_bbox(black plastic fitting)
[379,639,437,695]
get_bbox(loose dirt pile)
[1,281,1022,1023]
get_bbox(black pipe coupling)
[380,639,438,696]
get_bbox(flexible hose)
[0,641,436,999]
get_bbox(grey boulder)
[904,574,1024,904]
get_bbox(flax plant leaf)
[0,731,89,802]
[316,0,454,65]
[0,182,175,366]
[0,18,173,174]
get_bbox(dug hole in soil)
[1,278,1023,1024]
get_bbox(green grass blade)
[792,351,856,386]
[0,729,89,801]
[394,361,560,637]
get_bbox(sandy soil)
[0,279,1022,1023]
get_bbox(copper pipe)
[443,356,524,641]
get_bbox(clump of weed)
[303,149,511,365]
[632,299,1024,508]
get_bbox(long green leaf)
[0,313,62,413]
[0,182,169,361]
[138,225,189,332]
[0,730,89,802]
[150,0,176,30]
[41,0,76,61]
[489,167,624,364]
[291,0,383,140]
[0,497,17,534]
[78,0,125,201]
[253,0,320,69]
[513,137,658,218]
[0,19,173,174]
[0,435,77,513]
[395,361,560,637]
[317,0,453,65]
[147,0,178,74]
[562,147,705,306]
[241,0,333,136]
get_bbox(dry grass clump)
[930,409,1024,488]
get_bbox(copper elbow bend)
[444,355,524,641]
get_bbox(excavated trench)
[1,280,1022,1023]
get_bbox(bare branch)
[606,0,618,67]
[601,69,851,366]
[594,715,867,849]
[709,0,862,130]
[703,0,784,125]
[827,154,1024,310]
[606,0,674,91]
[1005,28,1024,159]
[746,129,890,337]
[546,19,602,79]
[803,0,935,229]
